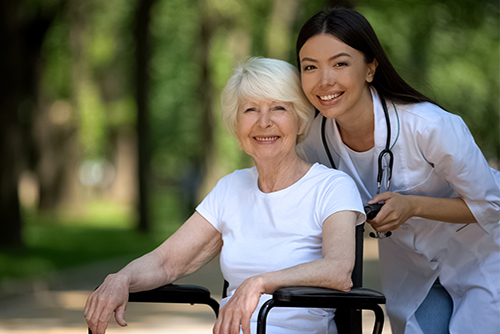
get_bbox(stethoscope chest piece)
[320,96,399,239]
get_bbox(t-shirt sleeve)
[316,171,366,227]
[418,114,500,233]
[195,175,230,233]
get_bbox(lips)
[254,136,279,142]
[318,92,343,101]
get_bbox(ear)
[366,58,378,83]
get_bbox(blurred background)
[0,0,498,327]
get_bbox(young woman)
[296,7,500,334]
[84,57,365,334]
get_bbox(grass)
[0,191,186,283]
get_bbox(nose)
[258,110,272,128]
[319,67,335,87]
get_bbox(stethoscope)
[321,98,399,238]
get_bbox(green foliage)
[7,0,498,283]
[0,226,152,282]
[149,0,204,181]
[34,0,499,216]
[359,0,499,159]
[247,0,275,57]
[78,81,107,159]
[40,0,136,161]
[41,19,72,100]
[0,193,182,283]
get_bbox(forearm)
[85,212,222,334]
[410,196,477,224]
[110,250,172,293]
[258,257,353,294]
[108,212,222,293]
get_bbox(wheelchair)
[88,224,386,334]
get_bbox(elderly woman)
[84,57,365,334]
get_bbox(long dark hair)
[296,7,438,106]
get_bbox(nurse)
[296,7,500,334]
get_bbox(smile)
[254,136,279,142]
[319,92,343,101]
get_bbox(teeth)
[319,93,342,101]
[255,136,278,142]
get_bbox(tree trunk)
[194,0,219,201]
[0,1,55,248]
[134,0,155,233]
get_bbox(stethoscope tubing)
[320,97,394,194]
[320,98,398,239]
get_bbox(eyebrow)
[301,52,352,63]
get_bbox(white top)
[196,163,365,334]
[345,145,377,195]
[297,89,500,334]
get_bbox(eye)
[244,107,257,113]
[271,105,288,113]
[302,64,316,71]
[334,62,349,67]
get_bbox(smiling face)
[235,98,301,164]
[299,33,377,124]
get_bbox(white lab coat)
[297,89,500,334]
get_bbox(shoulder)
[308,163,357,187]
[398,102,464,126]
[396,102,469,138]
[215,167,257,190]
[310,162,346,176]
[307,164,365,223]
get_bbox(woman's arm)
[367,192,477,233]
[213,210,357,334]
[367,111,500,233]
[84,212,222,334]
[416,113,499,231]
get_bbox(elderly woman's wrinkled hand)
[84,274,130,334]
[213,276,265,334]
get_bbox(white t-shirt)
[345,145,377,196]
[196,163,365,333]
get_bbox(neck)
[255,154,311,193]
[336,87,375,152]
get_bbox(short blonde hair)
[221,57,314,144]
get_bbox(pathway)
[0,238,391,333]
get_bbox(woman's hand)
[213,276,265,334]
[367,192,477,233]
[84,274,130,334]
[367,192,415,233]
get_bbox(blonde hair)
[221,57,314,144]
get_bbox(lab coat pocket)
[453,222,488,244]
[396,168,451,198]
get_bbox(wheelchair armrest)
[256,287,386,334]
[128,283,220,316]
[89,284,220,333]
[272,286,386,308]
[128,283,212,303]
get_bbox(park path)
[0,238,391,334]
